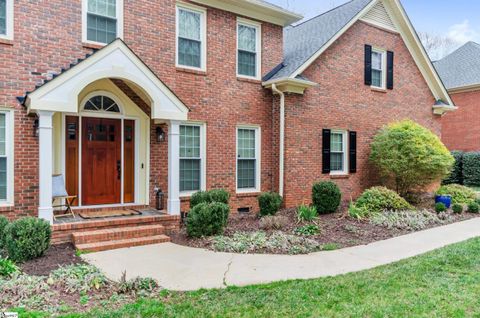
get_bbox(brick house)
[0,0,454,230]
[434,42,480,151]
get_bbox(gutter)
[271,84,285,197]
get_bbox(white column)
[167,120,181,215]
[38,110,55,224]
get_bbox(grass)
[14,238,480,317]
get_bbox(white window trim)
[175,2,207,72]
[82,0,124,45]
[236,125,261,193]
[0,109,14,206]
[0,0,14,41]
[371,48,387,89]
[236,18,262,80]
[330,130,348,176]
[179,122,207,197]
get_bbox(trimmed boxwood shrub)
[452,203,464,214]
[0,215,9,252]
[4,217,51,262]
[435,202,447,213]
[186,202,230,238]
[468,202,480,213]
[258,192,283,216]
[190,189,230,208]
[436,184,476,205]
[312,181,341,214]
[462,152,480,186]
[352,187,412,217]
[443,151,464,185]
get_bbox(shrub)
[312,181,341,214]
[348,204,369,220]
[50,264,108,293]
[435,202,446,213]
[297,205,318,222]
[463,152,480,186]
[468,202,480,213]
[443,151,464,185]
[259,215,289,231]
[370,120,454,196]
[452,203,464,214]
[436,184,477,205]
[0,257,19,277]
[258,192,283,216]
[0,215,9,252]
[190,189,230,208]
[351,187,412,218]
[186,202,230,238]
[4,217,51,262]
[371,210,444,231]
[294,224,320,236]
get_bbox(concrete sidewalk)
[82,217,480,291]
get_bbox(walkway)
[82,217,480,291]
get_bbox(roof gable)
[360,1,397,32]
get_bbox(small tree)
[370,120,454,196]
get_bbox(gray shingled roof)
[265,0,373,81]
[433,41,480,90]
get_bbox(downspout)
[271,84,285,197]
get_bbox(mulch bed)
[21,243,85,276]
[171,205,479,254]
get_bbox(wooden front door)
[82,117,122,205]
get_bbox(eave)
[263,77,317,94]
[448,83,480,94]
[433,100,457,115]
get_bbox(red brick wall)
[441,90,480,151]
[281,21,441,208]
[0,0,283,218]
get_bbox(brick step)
[72,224,166,245]
[75,234,171,253]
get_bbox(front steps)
[73,224,171,252]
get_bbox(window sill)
[0,202,14,209]
[330,174,349,179]
[371,87,387,93]
[176,67,207,76]
[237,76,262,84]
[236,191,261,198]
[0,38,13,46]
[82,41,106,50]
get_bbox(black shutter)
[322,129,331,174]
[387,51,394,89]
[364,45,372,85]
[349,131,357,173]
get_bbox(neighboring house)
[0,0,454,226]
[434,42,480,151]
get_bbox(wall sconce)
[156,126,165,142]
[33,119,39,137]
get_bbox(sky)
[268,0,480,53]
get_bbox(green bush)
[462,152,480,186]
[186,202,230,238]
[4,217,51,262]
[0,215,9,252]
[258,192,283,216]
[435,202,446,213]
[351,187,412,218]
[468,202,480,213]
[297,205,318,222]
[436,184,477,205]
[452,203,464,214]
[0,257,19,277]
[190,189,230,208]
[348,204,369,220]
[370,120,454,196]
[312,181,341,214]
[443,151,464,185]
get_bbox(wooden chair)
[52,174,77,220]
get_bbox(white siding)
[360,1,397,32]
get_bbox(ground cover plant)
[370,209,448,231]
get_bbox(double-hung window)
[176,4,206,70]
[0,0,13,40]
[0,111,13,204]
[237,19,261,79]
[237,127,260,191]
[330,131,347,174]
[180,124,205,194]
[371,49,385,88]
[84,0,123,44]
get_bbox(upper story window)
[0,0,13,40]
[237,19,261,79]
[83,0,123,44]
[176,3,207,71]
[371,49,385,88]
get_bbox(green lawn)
[17,238,480,318]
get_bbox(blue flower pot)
[435,195,452,209]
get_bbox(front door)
[81,117,122,205]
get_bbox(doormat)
[79,209,141,219]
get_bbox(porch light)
[33,119,39,137]
[156,126,166,142]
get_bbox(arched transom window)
[84,95,121,113]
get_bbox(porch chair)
[52,174,77,220]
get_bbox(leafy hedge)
[312,182,341,214]
[186,202,230,238]
[462,152,480,186]
[442,151,463,185]
[190,189,230,208]
[4,217,51,262]
[436,184,477,205]
[258,192,283,217]
[349,187,412,219]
